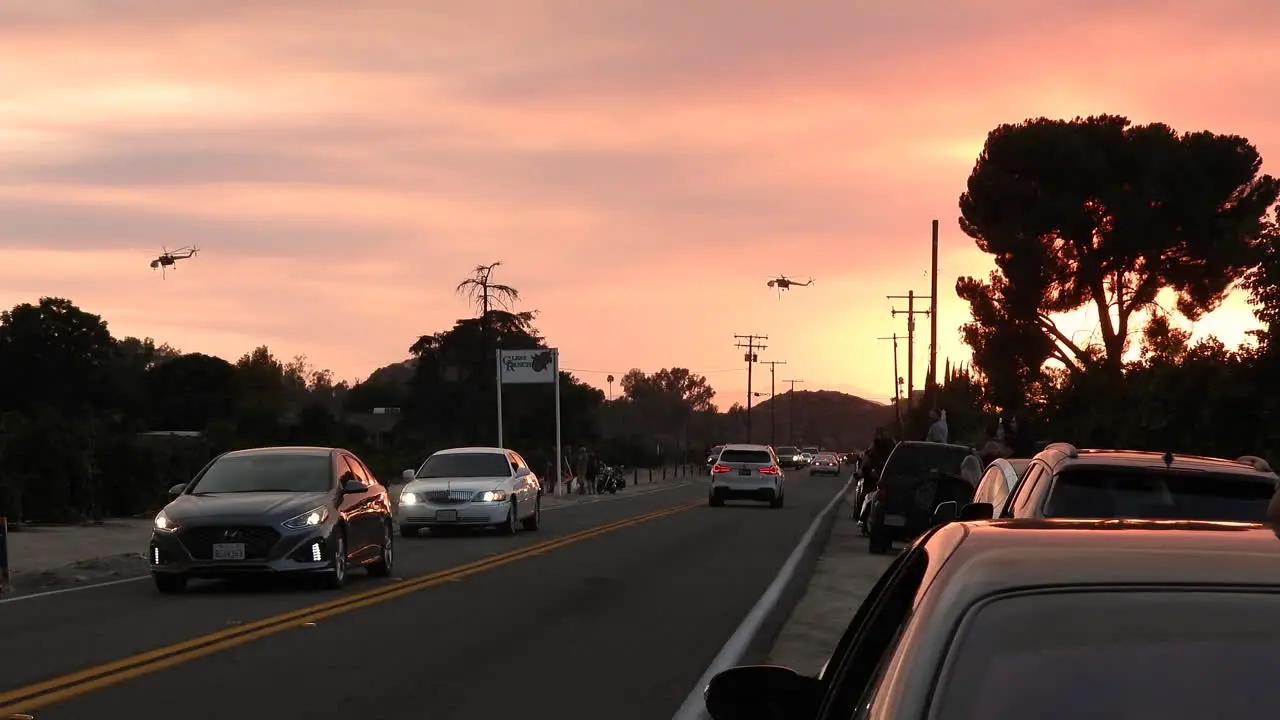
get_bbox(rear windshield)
[720,449,773,465]
[815,453,837,461]
[417,452,512,479]
[935,591,1280,719]
[191,454,332,493]
[883,444,972,478]
[776,446,799,455]
[1044,467,1276,521]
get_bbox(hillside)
[745,389,895,450]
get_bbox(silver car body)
[811,452,841,475]
[397,446,541,530]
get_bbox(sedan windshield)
[189,454,332,493]
[417,452,512,478]
[935,590,1280,719]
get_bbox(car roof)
[1037,445,1277,479]
[222,446,337,458]
[432,446,510,455]
[722,443,771,451]
[897,440,973,452]
[934,520,1280,589]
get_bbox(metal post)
[929,219,939,398]
[553,349,561,500]
[495,351,504,447]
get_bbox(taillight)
[712,464,731,473]
[759,465,779,475]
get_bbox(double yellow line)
[0,501,699,715]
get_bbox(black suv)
[865,441,980,553]
[953,444,1278,522]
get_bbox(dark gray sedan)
[149,446,394,593]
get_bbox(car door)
[351,453,391,531]
[337,455,375,557]
[513,451,540,500]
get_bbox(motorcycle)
[595,465,624,494]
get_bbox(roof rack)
[1044,442,1079,459]
[1235,455,1274,473]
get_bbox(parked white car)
[397,447,542,537]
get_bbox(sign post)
[0,515,10,593]
[497,348,562,495]
[495,352,504,448]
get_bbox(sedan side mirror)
[931,500,958,525]
[401,469,415,481]
[959,502,995,521]
[341,480,365,494]
[168,483,187,497]
[513,467,532,478]
[704,665,821,720]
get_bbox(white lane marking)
[0,481,702,604]
[671,479,850,720]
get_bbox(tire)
[154,573,187,593]
[368,522,393,577]
[521,497,541,530]
[497,500,518,535]
[399,524,418,538]
[709,493,724,507]
[770,494,783,508]
[322,533,347,589]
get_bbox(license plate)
[212,543,245,560]
[436,509,457,521]
[884,514,906,527]
[738,468,752,476]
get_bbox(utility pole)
[927,219,940,401]
[888,290,931,410]
[782,379,804,444]
[877,335,903,434]
[761,361,786,445]
[734,334,767,443]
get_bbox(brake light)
[758,465,779,475]
[712,464,731,473]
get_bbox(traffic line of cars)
[705,444,850,509]
[149,445,544,593]
[701,442,1280,719]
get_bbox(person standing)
[574,446,590,495]
[926,407,949,443]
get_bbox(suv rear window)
[1044,467,1276,521]
[719,449,773,465]
[882,444,972,478]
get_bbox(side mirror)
[168,483,187,497]
[341,479,365,494]
[931,500,958,525]
[401,469,415,481]
[514,467,531,478]
[704,665,821,720]
[959,502,995,521]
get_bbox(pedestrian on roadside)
[543,451,558,496]
[980,419,1011,466]
[575,446,590,495]
[926,407,949,443]
[1006,415,1036,457]
[587,452,600,493]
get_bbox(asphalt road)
[0,468,848,720]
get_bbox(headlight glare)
[283,506,330,529]
[477,490,507,502]
[154,511,176,531]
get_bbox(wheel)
[399,524,418,538]
[368,522,393,577]
[709,493,724,507]
[497,501,517,535]
[154,573,187,593]
[322,533,347,589]
[521,497,541,530]
[770,494,783,508]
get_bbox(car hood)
[404,477,509,493]
[165,491,333,524]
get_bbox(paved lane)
[1,469,848,720]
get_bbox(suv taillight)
[712,463,731,474]
[758,465,779,475]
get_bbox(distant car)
[149,446,394,593]
[810,452,841,476]
[703,520,1280,720]
[398,446,543,536]
[968,457,1030,513]
[800,452,814,466]
[865,441,980,553]
[775,445,804,469]
[709,444,785,508]
[960,444,1278,522]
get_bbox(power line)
[734,334,767,443]
[888,290,930,411]
[760,361,786,445]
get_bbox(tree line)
[918,114,1280,463]
[0,264,729,523]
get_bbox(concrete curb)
[670,478,850,720]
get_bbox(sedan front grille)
[178,525,281,560]
[423,490,476,504]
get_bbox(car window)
[512,453,529,469]
[1009,465,1044,516]
[816,453,838,461]
[882,445,972,479]
[1044,467,1276,521]
[343,455,373,486]
[932,590,1280,719]
[719,449,773,464]
[353,456,381,486]
[191,453,333,493]
[416,452,513,478]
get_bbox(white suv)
[709,444,785,508]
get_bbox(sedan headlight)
[154,511,177,532]
[283,506,330,529]
[400,492,418,505]
[476,490,507,503]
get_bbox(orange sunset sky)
[1,0,1276,408]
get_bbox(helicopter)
[150,246,198,278]
[767,275,813,294]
